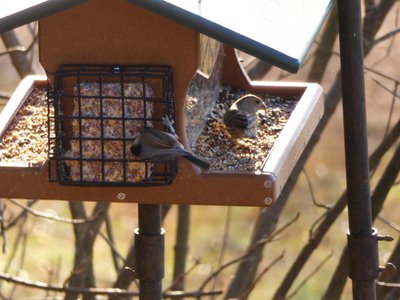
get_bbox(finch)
[131,126,210,170]
[223,94,267,139]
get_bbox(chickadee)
[223,94,267,139]
[131,125,210,170]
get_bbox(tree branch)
[324,143,400,299]
[0,271,138,296]
[6,199,96,224]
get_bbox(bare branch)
[164,257,201,293]
[377,281,400,288]
[164,289,222,299]
[239,251,285,300]
[377,215,400,233]
[0,271,139,296]
[302,168,331,210]
[0,199,5,253]
[210,206,232,298]
[4,200,37,230]
[200,213,299,292]
[99,231,126,266]
[103,212,123,272]
[286,251,333,300]
[324,143,400,299]
[66,202,110,300]
[370,78,400,99]
[6,199,95,224]
[374,27,400,45]
[273,127,399,299]
[254,213,300,247]
[171,205,191,295]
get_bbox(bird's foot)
[162,115,177,136]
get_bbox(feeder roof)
[0,0,334,73]
[129,0,334,72]
[0,0,88,33]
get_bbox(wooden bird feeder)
[0,0,333,206]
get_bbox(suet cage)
[47,64,177,186]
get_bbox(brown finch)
[223,94,267,139]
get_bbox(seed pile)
[192,86,298,172]
[0,88,50,165]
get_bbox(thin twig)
[199,213,299,291]
[374,27,400,45]
[0,199,5,253]
[211,206,232,299]
[4,200,37,230]
[99,231,126,266]
[302,168,331,210]
[386,82,399,137]
[6,199,97,224]
[376,281,400,288]
[163,289,222,299]
[286,251,334,300]
[254,213,300,248]
[0,271,139,296]
[370,78,400,100]
[103,212,123,272]
[164,257,201,293]
[309,212,329,240]
[0,215,27,293]
[239,251,285,299]
[8,222,31,299]
[314,39,400,83]
[365,64,400,82]
[377,215,400,233]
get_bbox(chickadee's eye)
[255,99,260,104]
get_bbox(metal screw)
[117,192,126,201]
[264,180,272,188]
[264,197,273,205]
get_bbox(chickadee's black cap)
[130,144,141,156]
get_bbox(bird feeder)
[0,0,331,206]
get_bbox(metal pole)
[135,204,164,300]
[337,1,379,299]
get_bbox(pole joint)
[347,227,394,281]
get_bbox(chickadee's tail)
[183,154,211,170]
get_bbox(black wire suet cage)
[47,64,177,186]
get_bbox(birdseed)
[0,88,50,166]
[192,86,298,172]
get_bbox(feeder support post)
[337,1,379,299]
[135,204,165,300]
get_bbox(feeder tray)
[47,64,176,186]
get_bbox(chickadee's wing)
[141,126,179,149]
[150,148,210,170]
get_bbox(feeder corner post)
[337,0,379,299]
